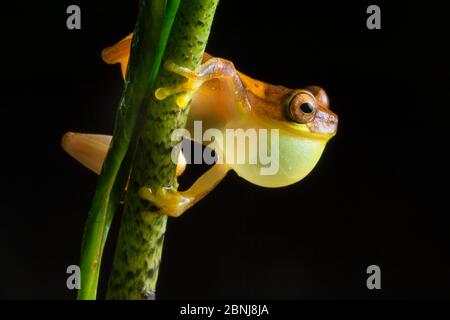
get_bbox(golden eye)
[288,92,317,124]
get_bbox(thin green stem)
[77,0,180,300]
[105,0,220,299]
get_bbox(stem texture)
[106,0,219,300]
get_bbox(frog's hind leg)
[155,57,250,110]
[101,33,216,85]
[61,132,111,174]
[139,163,230,219]
[61,132,186,176]
[101,33,133,79]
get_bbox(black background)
[1,0,450,299]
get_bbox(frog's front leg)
[155,57,250,110]
[139,163,230,218]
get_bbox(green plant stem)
[77,0,180,300]
[105,0,219,299]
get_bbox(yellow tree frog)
[62,34,338,217]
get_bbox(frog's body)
[62,33,338,217]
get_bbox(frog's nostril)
[306,110,338,135]
[332,115,338,131]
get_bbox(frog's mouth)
[283,122,337,141]
[262,115,338,142]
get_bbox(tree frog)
[62,33,338,217]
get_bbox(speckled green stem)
[106,0,219,300]
[78,0,179,300]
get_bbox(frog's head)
[282,86,338,139]
[234,85,338,188]
[247,83,338,140]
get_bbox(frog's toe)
[154,60,202,108]
[154,84,194,109]
[139,186,189,217]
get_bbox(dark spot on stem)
[125,271,135,281]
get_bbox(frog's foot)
[154,61,204,109]
[139,186,192,218]
[139,163,230,218]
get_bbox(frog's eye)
[288,92,317,124]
